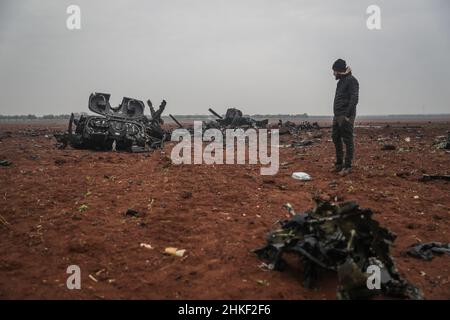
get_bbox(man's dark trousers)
[332,116,355,168]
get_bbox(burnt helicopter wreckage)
[167,107,269,134]
[254,198,423,300]
[55,93,169,152]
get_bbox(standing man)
[330,59,359,176]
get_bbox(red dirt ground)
[0,120,449,300]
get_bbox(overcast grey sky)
[0,0,449,116]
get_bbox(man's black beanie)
[332,59,347,72]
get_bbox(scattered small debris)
[291,172,312,181]
[0,160,12,167]
[164,247,186,257]
[433,133,450,150]
[89,274,98,283]
[420,174,450,182]
[78,204,89,212]
[256,279,270,286]
[258,262,274,271]
[125,208,142,217]
[406,242,450,260]
[140,243,154,250]
[381,144,396,151]
[291,140,313,147]
[278,120,320,135]
[0,214,10,226]
[147,198,155,212]
[95,268,107,276]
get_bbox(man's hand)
[336,115,348,127]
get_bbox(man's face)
[333,70,339,80]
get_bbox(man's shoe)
[330,164,343,173]
[339,167,352,176]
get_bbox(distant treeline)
[0,113,87,120]
[0,113,309,120]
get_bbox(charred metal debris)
[434,132,450,150]
[407,242,450,260]
[254,198,423,300]
[169,108,321,135]
[204,108,269,130]
[420,174,450,182]
[168,107,269,134]
[55,93,169,152]
[278,119,320,135]
[0,160,12,167]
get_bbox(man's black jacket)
[333,73,359,118]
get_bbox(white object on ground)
[140,243,154,250]
[292,172,312,181]
[164,247,186,257]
